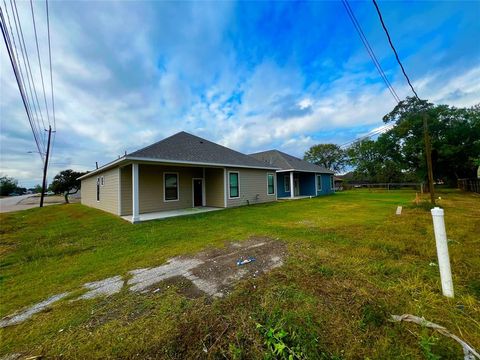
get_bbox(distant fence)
[458,178,480,194]
[344,183,424,191]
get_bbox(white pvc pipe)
[430,207,454,298]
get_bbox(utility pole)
[423,113,435,205]
[40,125,52,208]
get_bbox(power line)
[0,6,43,159]
[10,0,46,134]
[337,0,400,149]
[45,0,56,164]
[340,124,394,148]
[46,0,54,131]
[29,0,51,128]
[9,0,46,150]
[1,4,43,155]
[372,0,435,204]
[371,0,419,100]
[342,0,401,103]
[4,0,43,151]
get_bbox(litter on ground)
[236,257,256,266]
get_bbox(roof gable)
[249,150,334,174]
[128,131,274,169]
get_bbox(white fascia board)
[77,157,127,180]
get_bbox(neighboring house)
[249,150,334,198]
[79,132,278,222]
[334,177,344,191]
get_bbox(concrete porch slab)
[122,207,223,223]
[277,196,313,200]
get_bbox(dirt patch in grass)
[129,237,287,298]
[1,237,287,329]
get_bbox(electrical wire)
[9,0,46,150]
[342,0,400,103]
[45,0,56,163]
[45,0,54,131]
[29,0,51,128]
[0,6,44,159]
[339,124,394,148]
[372,0,420,100]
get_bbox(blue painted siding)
[299,173,316,196]
[316,173,334,195]
[277,172,333,197]
[277,173,290,197]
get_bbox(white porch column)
[132,163,139,223]
[290,171,294,199]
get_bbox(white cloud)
[1,2,479,188]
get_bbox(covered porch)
[120,162,226,223]
[276,171,317,199]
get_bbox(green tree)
[383,97,480,185]
[303,143,347,173]
[0,176,20,196]
[49,169,87,203]
[346,139,405,183]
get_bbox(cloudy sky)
[1,1,479,187]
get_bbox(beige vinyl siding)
[205,167,225,207]
[120,164,209,215]
[81,167,119,215]
[226,168,276,207]
[139,165,203,213]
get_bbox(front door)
[294,177,300,196]
[193,179,203,207]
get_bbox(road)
[0,194,34,213]
[0,194,63,213]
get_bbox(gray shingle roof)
[249,150,334,174]
[128,131,276,169]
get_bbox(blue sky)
[1,1,479,187]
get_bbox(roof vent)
[199,141,204,144]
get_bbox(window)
[330,176,334,189]
[284,175,290,192]
[96,177,100,201]
[316,175,322,192]
[229,172,239,198]
[267,173,275,195]
[164,173,179,201]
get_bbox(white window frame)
[267,173,275,195]
[284,175,290,192]
[228,171,240,199]
[163,172,179,202]
[316,175,322,193]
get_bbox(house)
[249,150,334,199]
[333,177,344,191]
[79,132,278,222]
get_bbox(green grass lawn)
[1,189,479,359]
